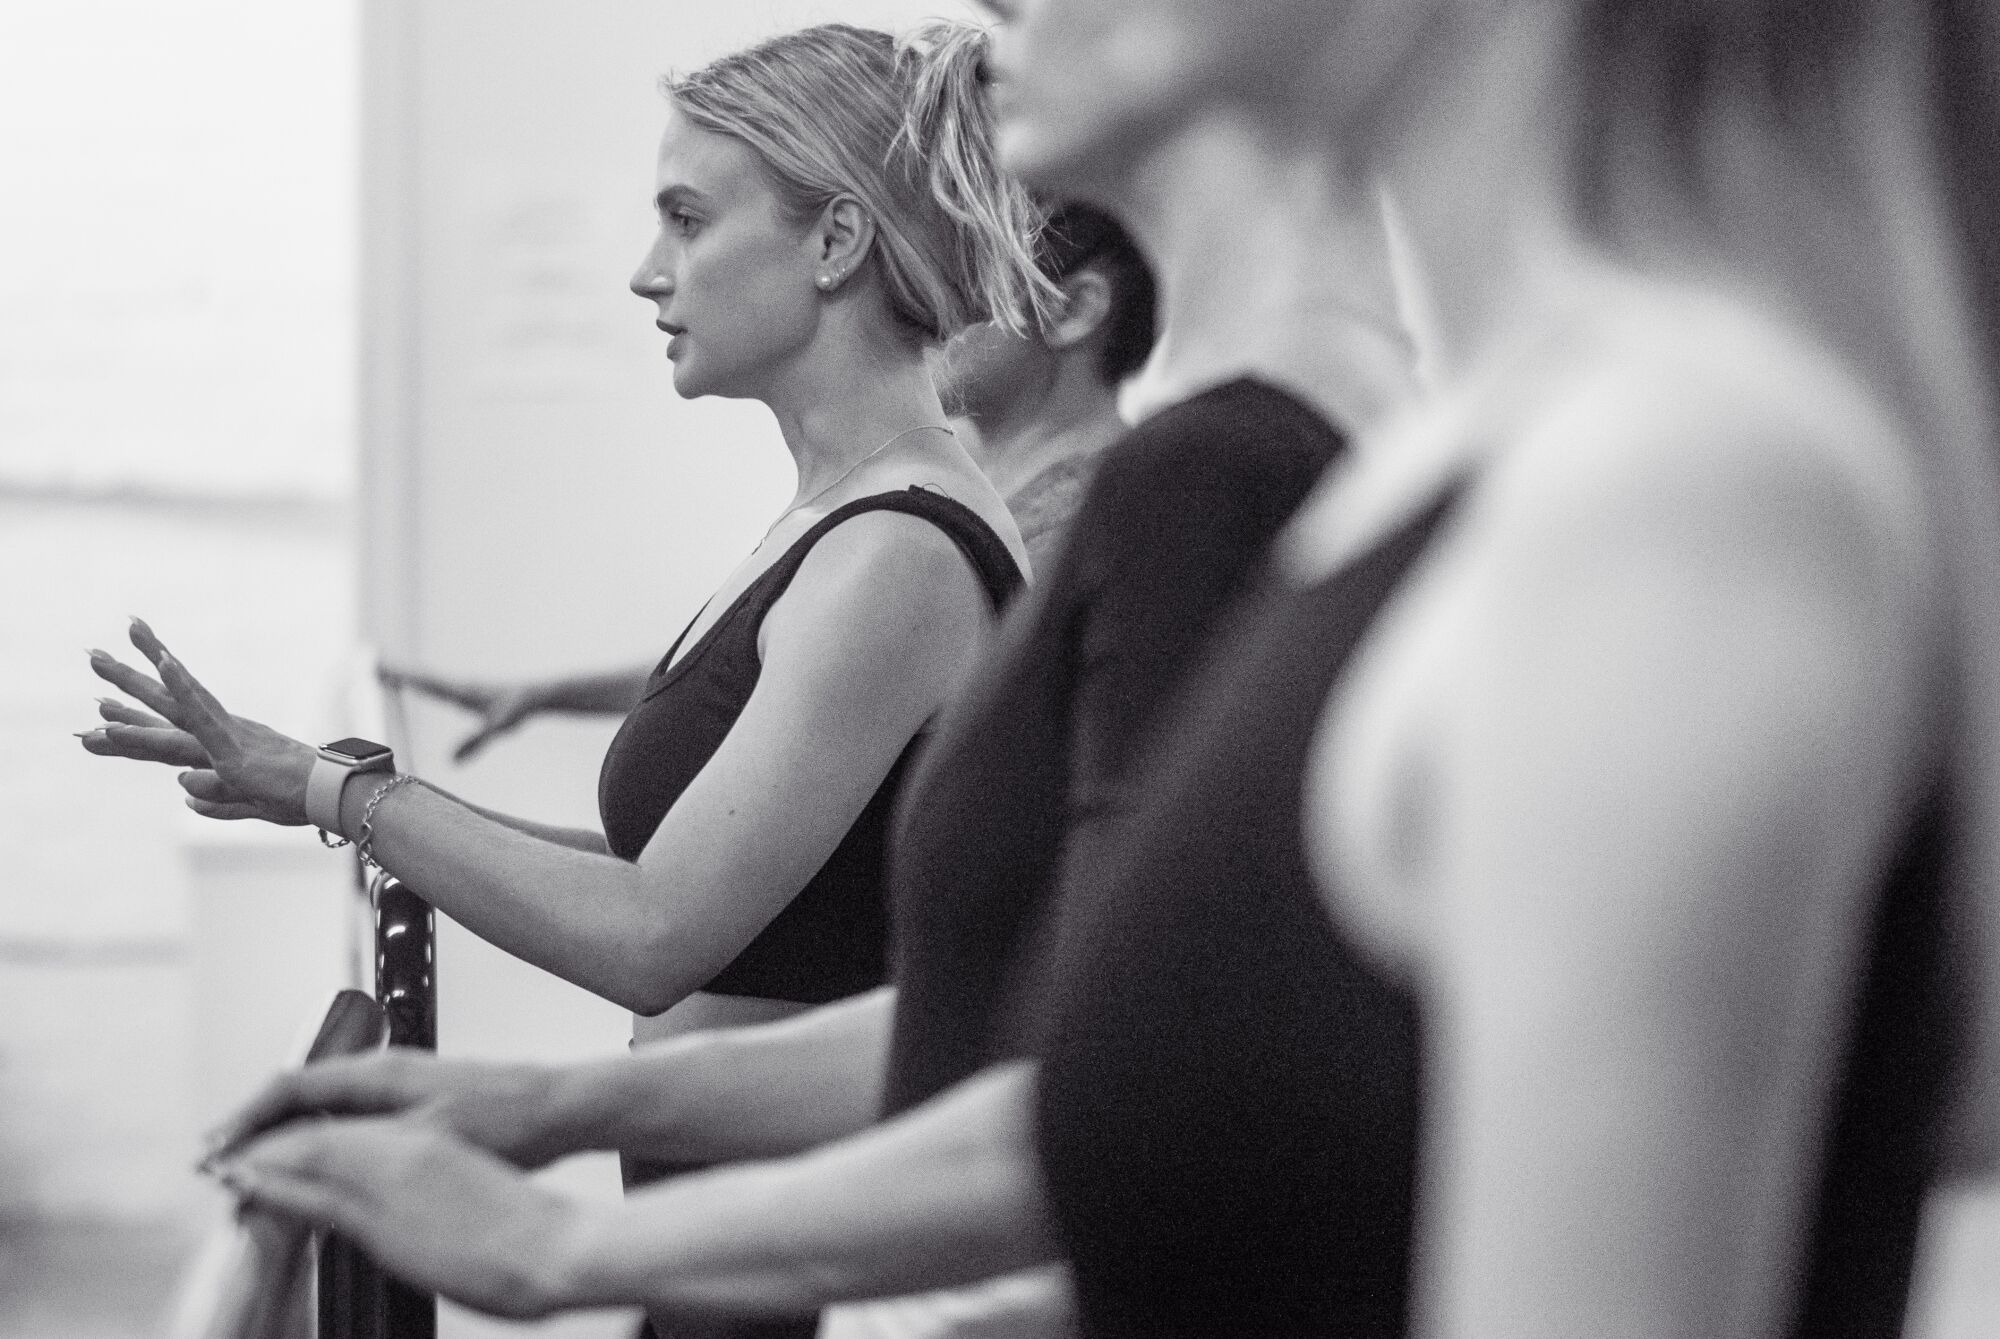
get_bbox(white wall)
[0,0,357,499]
[0,0,359,1230]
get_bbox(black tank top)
[1030,481,1956,1338]
[883,380,1346,1112]
[596,487,1023,1004]
[1027,488,1454,1339]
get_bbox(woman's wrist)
[542,1057,638,1155]
[558,1041,703,1159]
[515,1194,608,1316]
[536,1197,637,1314]
[336,769,414,854]
[554,1158,821,1317]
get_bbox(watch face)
[322,737,393,764]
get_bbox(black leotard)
[596,487,1022,1004]
[1026,487,1457,1339]
[1789,771,1956,1337]
[1029,476,1956,1338]
[882,380,1346,1112]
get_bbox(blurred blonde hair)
[666,21,1060,344]
[1562,0,2000,1170]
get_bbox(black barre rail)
[318,871,438,1339]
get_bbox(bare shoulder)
[1472,299,1932,599]
[1308,300,1942,961]
[763,505,996,655]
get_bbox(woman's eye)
[669,210,700,236]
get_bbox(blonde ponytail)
[894,22,1062,337]
[667,21,1057,343]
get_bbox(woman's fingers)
[178,772,266,818]
[207,1054,422,1160]
[221,1164,352,1231]
[214,1119,574,1319]
[178,768,241,801]
[215,1125,375,1234]
[125,615,171,666]
[96,697,171,728]
[130,619,236,735]
[87,651,192,727]
[76,723,210,768]
[187,798,267,821]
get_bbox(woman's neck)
[762,330,954,507]
[1112,108,1417,437]
[1378,4,1575,382]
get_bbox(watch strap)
[305,755,353,837]
[306,747,394,838]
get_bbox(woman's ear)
[1041,268,1112,349]
[812,195,877,292]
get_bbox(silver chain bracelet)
[357,772,423,869]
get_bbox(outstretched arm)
[88,689,609,854]
[217,1060,1059,1323]
[81,514,990,1014]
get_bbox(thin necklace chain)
[759,423,956,546]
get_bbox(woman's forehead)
[652,108,764,198]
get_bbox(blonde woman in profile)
[79,21,1049,1339]
[376,200,1154,771]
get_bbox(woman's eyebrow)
[653,183,710,213]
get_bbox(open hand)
[212,1117,585,1319]
[79,618,316,825]
[208,1048,577,1170]
[378,664,541,763]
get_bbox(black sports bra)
[596,487,1024,1003]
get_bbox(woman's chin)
[668,360,712,400]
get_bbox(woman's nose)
[630,247,671,300]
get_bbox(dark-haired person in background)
[935,201,1156,576]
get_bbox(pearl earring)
[818,274,834,290]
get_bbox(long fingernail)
[96,696,119,708]
[74,729,105,741]
[88,648,109,661]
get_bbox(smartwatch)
[306,736,396,839]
